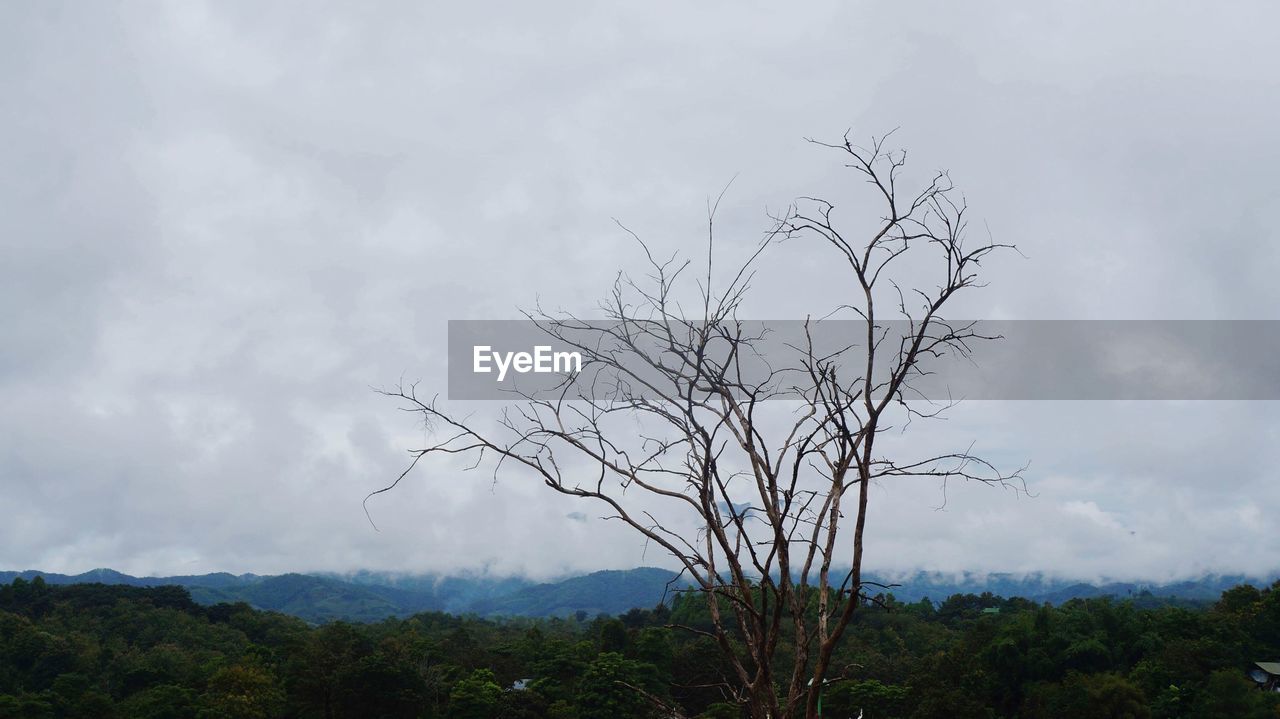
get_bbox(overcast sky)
[3,1,1278,582]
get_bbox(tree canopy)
[1,577,1277,717]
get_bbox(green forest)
[1,577,1277,718]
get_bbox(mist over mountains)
[2,567,1272,624]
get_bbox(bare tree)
[373,132,1025,719]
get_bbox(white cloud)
[2,1,1278,581]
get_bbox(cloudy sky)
[3,1,1278,582]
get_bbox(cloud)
[2,1,1279,581]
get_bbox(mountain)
[3,567,1275,623]
[858,570,1277,604]
[0,568,261,589]
[321,570,536,614]
[0,566,684,622]
[469,567,686,617]
[187,574,418,623]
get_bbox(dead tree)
[373,132,1024,719]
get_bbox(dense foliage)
[1,576,1277,718]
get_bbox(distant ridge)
[468,567,687,617]
[857,570,1280,604]
[2,567,1274,623]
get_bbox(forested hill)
[1,576,1278,718]
[0,567,1273,624]
[0,568,680,623]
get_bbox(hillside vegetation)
[1,576,1278,718]
[3,568,1269,624]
